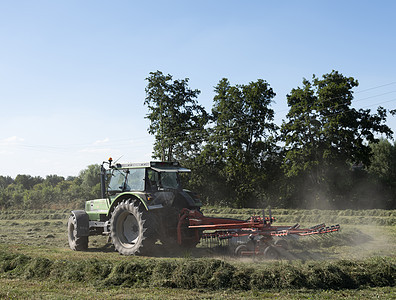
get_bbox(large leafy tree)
[281,70,393,206]
[198,78,278,207]
[369,139,396,184]
[144,71,208,161]
[367,139,396,208]
[211,78,277,159]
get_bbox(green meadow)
[0,208,394,299]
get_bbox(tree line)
[1,70,395,210]
[0,165,101,209]
[145,70,396,209]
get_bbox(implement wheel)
[234,244,248,257]
[264,245,279,259]
[110,199,155,255]
[274,239,289,250]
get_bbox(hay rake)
[177,208,340,258]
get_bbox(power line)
[3,82,396,152]
[276,85,396,115]
[355,82,396,94]
[361,98,396,110]
[9,93,395,151]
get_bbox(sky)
[1,0,395,178]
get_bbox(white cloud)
[93,138,110,145]
[1,136,24,145]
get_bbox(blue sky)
[1,1,395,177]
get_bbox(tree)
[14,175,43,190]
[144,71,208,161]
[367,139,396,208]
[44,174,65,187]
[79,164,101,188]
[281,70,393,207]
[0,176,14,189]
[198,78,278,207]
[211,78,277,158]
[78,164,101,199]
[369,139,394,181]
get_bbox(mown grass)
[0,208,395,298]
[0,209,71,220]
[201,207,396,226]
[1,208,395,225]
[0,278,394,299]
[0,249,394,290]
[1,212,394,261]
[0,208,395,260]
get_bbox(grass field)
[0,208,395,299]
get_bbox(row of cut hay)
[201,208,396,226]
[0,251,394,290]
[0,209,71,220]
[202,214,395,226]
[0,208,394,224]
[202,207,396,217]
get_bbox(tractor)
[68,158,340,257]
[67,158,202,255]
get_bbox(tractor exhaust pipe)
[100,165,106,199]
[100,157,113,199]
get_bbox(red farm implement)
[177,208,341,258]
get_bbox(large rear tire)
[67,215,88,251]
[110,199,155,255]
[160,207,201,249]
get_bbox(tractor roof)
[114,161,191,173]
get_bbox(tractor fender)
[177,191,198,207]
[71,210,89,237]
[108,192,149,216]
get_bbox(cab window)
[108,169,127,191]
[108,168,145,192]
[126,168,145,191]
[146,168,180,190]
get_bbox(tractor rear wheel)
[160,207,201,249]
[67,215,88,251]
[110,199,155,255]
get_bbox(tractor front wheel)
[67,215,88,251]
[110,199,155,255]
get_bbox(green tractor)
[67,158,202,255]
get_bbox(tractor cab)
[100,159,200,209]
[106,161,189,194]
